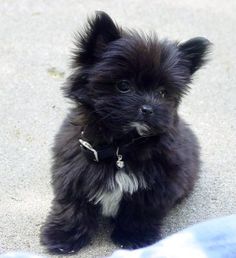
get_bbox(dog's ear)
[73,11,121,67]
[178,37,212,75]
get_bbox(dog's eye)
[78,74,88,83]
[158,89,167,98]
[116,80,131,93]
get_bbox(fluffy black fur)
[40,11,211,254]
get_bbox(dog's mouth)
[129,122,153,136]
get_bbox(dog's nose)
[141,105,153,115]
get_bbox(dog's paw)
[111,227,160,249]
[40,226,90,254]
[44,242,81,254]
[43,237,89,254]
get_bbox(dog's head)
[66,11,211,136]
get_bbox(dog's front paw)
[40,225,90,254]
[111,227,160,249]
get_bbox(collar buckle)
[79,139,99,162]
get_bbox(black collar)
[79,131,150,167]
[79,138,117,162]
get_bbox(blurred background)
[0,1,235,257]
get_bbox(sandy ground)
[0,0,235,257]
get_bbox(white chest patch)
[90,170,147,217]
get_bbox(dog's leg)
[111,192,165,249]
[40,198,98,254]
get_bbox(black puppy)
[40,11,211,254]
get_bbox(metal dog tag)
[116,148,124,168]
